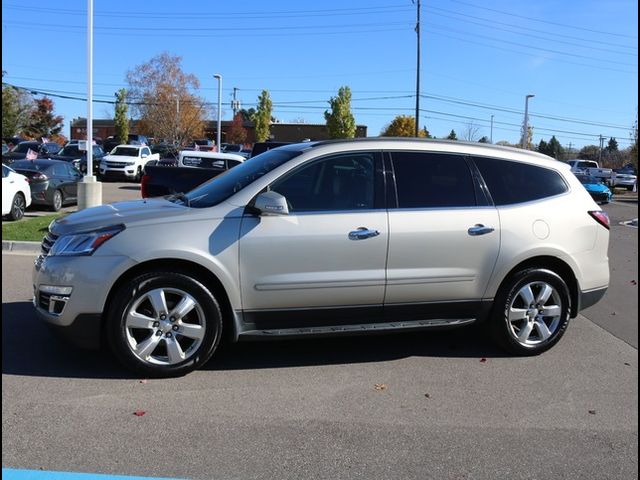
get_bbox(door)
[2,165,15,215]
[385,151,500,312]
[238,152,387,326]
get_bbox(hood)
[51,198,188,236]
[584,183,610,193]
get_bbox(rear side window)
[473,156,568,206]
[390,152,476,208]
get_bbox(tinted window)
[271,153,376,212]
[391,152,476,208]
[474,157,568,206]
[52,164,67,176]
[112,147,140,156]
[60,146,81,156]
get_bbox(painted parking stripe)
[2,469,187,480]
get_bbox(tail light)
[28,173,49,183]
[589,210,610,230]
[140,174,150,198]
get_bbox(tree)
[254,90,273,142]
[537,135,564,159]
[126,52,210,145]
[23,97,63,139]
[478,136,489,143]
[2,82,33,138]
[324,86,356,139]
[630,116,638,171]
[578,145,600,161]
[114,88,129,145]
[461,121,481,141]
[381,115,428,137]
[446,129,458,140]
[227,113,247,144]
[606,137,619,152]
[239,108,256,123]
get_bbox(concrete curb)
[2,240,41,254]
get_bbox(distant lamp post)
[214,74,222,151]
[490,114,494,144]
[522,94,535,149]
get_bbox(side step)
[238,318,476,340]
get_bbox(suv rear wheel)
[106,271,223,377]
[491,268,571,355]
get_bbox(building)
[70,118,367,144]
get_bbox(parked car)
[611,167,637,191]
[32,138,611,377]
[49,144,106,174]
[574,173,612,204]
[2,143,8,155]
[2,136,26,150]
[2,164,31,220]
[11,159,83,211]
[127,134,150,146]
[187,139,216,152]
[221,143,243,153]
[2,141,60,165]
[150,143,180,164]
[566,159,615,185]
[99,144,160,181]
[249,141,292,158]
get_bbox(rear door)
[384,151,500,316]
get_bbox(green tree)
[2,81,33,138]
[478,136,490,143]
[324,86,356,139]
[239,108,256,123]
[254,90,273,142]
[114,88,129,145]
[578,145,600,161]
[446,129,458,140]
[23,97,63,139]
[539,135,564,159]
[606,137,619,152]
[126,52,209,145]
[381,115,428,137]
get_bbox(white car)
[99,144,160,182]
[2,164,31,221]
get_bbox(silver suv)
[33,139,610,377]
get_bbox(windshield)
[111,147,139,156]
[12,143,39,153]
[184,148,304,208]
[577,161,598,169]
[59,146,81,156]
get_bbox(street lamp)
[522,94,535,149]
[490,114,494,144]
[214,74,222,151]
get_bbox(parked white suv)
[2,164,31,221]
[99,144,159,181]
[33,139,610,377]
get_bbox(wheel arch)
[493,256,579,318]
[102,258,236,345]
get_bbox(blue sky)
[2,0,638,149]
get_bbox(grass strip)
[2,214,62,242]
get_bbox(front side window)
[474,156,568,206]
[271,153,376,213]
[390,152,476,208]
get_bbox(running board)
[238,318,476,340]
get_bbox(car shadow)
[118,185,141,191]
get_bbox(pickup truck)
[141,151,245,198]
[99,144,160,182]
[567,159,615,185]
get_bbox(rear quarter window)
[473,156,568,206]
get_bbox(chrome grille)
[39,291,52,311]
[41,231,59,256]
[106,161,127,168]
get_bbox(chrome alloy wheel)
[506,281,562,347]
[124,287,206,366]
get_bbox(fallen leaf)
[479,358,487,363]
[624,362,631,366]
[139,379,148,384]
[631,280,637,285]
[611,312,617,316]
[133,410,146,416]
[588,410,596,415]
[374,384,387,391]
[424,393,431,399]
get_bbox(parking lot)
[2,187,637,480]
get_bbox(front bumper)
[100,167,137,179]
[33,253,137,349]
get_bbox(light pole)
[78,0,102,210]
[414,0,421,137]
[522,94,535,149]
[214,74,222,151]
[490,114,494,144]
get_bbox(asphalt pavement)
[1,192,637,480]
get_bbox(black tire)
[134,166,142,183]
[490,268,571,356]
[51,189,63,212]
[106,271,223,377]
[9,192,26,221]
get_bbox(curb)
[2,240,41,254]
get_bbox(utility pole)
[413,0,421,137]
[598,135,605,163]
[490,114,494,144]
[522,94,535,149]
[231,87,240,117]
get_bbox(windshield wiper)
[166,192,191,207]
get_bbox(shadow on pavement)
[2,300,506,379]
[118,185,140,191]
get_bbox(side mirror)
[252,191,289,216]
[141,153,148,159]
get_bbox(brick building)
[70,118,367,144]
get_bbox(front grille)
[38,291,68,315]
[41,231,59,256]
[105,161,128,168]
[39,291,52,311]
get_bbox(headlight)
[125,161,136,166]
[49,225,125,256]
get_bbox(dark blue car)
[575,173,612,204]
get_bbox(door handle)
[348,227,380,240]
[468,224,495,236]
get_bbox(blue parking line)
[2,469,187,480]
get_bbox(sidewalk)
[2,240,41,254]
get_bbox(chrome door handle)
[468,224,495,236]
[348,227,380,240]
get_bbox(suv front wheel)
[491,268,571,355]
[106,271,223,377]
